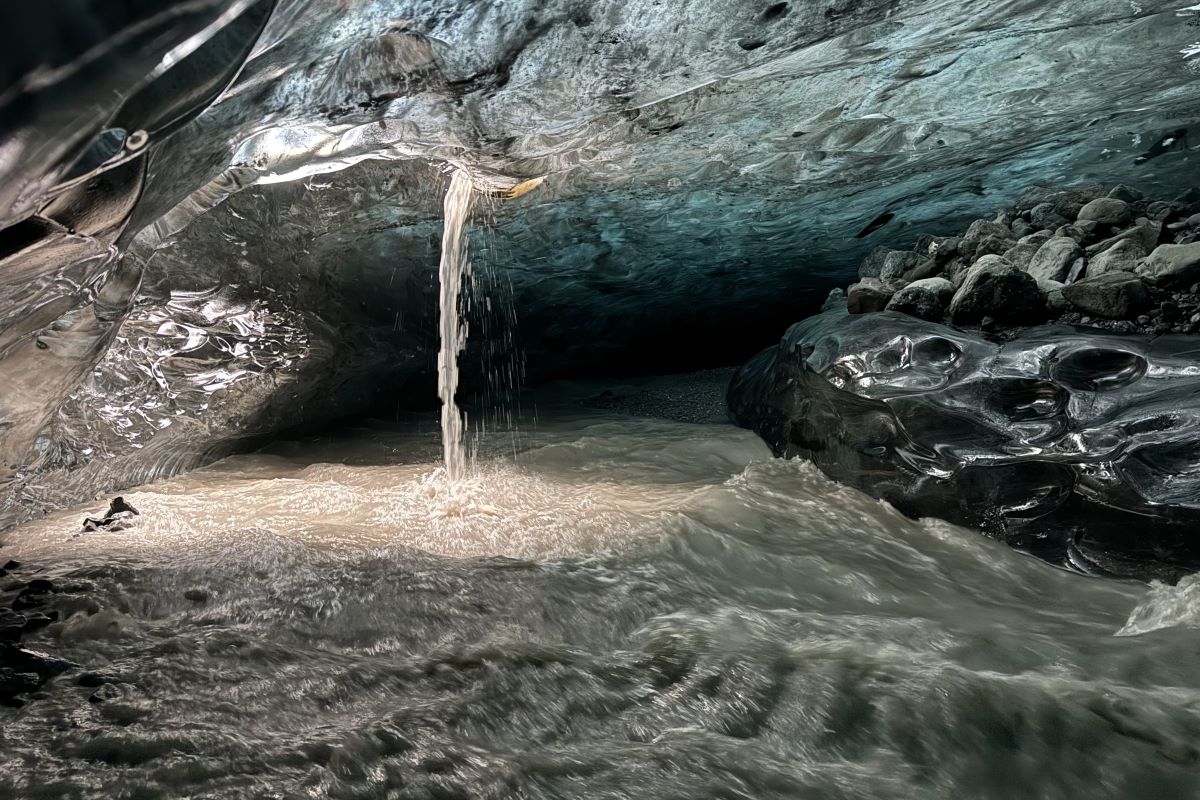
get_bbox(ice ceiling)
[3,0,1200,527]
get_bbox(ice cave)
[3,1,1200,797]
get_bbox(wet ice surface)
[3,379,1200,799]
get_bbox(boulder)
[847,279,893,314]
[1062,271,1149,318]
[885,277,954,321]
[1030,202,1069,231]
[1026,237,1083,282]
[821,287,847,312]
[902,259,943,283]
[1011,219,1034,239]
[959,219,1016,260]
[1108,185,1144,203]
[948,258,1044,326]
[1077,197,1132,227]
[1146,200,1187,223]
[1015,185,1102,219]
[1086,239,1146,277]
[1001,231,1052,270]
[879,250,919,284]
[1039,279,1070,313]
[1086,217,1162,258]
[856,246,894,279]
[1136,242,1200,286]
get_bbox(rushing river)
[2,373,1200,799]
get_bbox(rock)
[1136,242,1200,286]
[902,259,942,283]
[959,220,1016,260]
[1001,231,1052,270]
[1011,219,1034,239]
[847,279,893,314]
[948,258,1045,326]
[184,589,211,603]
[879,250,919,284]
[1108,185,1144,203]
[1041,280,1070,314]
[885,278,954,321]
[857,247,899,279]
[1161,301,1181,322]
[1062,271,1149,318]
[1054,222,1100,244]
[1077,197,1132,227]
[820,287,846,312]
[913,235,960,266]
[76,672,111,688]
[1015,185,1102,219]
[1030,202,1069,231]
[1087,218,1162,258]
[2,561,20,571]
[1146,200,1187,223]
[1026,237,1084,282]
[1087,239,1146,276]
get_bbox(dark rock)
[76,672,111,688]
[1108,185,1144,203]
[959,219,1016,260]
[1087,239,1146,277]
[1041,280,1069,313]
[1161,301,1181,322]
[1087,218,1162,258]
[949,258,1044,326]
[1001,231,1052,270]
[1137,242,1200,286]
[1148,200,1191,225]
[847,280,893,314]
[902,259,943,283]
[1011,219,1034,239]
[1062,271,1149,318]
[857,246,899,279]
[88,683,123,704]
[1078,197,1132,227]
[184,589,211,603]
[1026,237,1083,282]
[1030,202,1069,231]
[2,561,20,571]
[820,287,846,312]
[885,278,954,321]
[879,250,919,284]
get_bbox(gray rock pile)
[838,184,1200,335]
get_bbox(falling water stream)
[437,170,477,484]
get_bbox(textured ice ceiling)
[3,0,1200,527]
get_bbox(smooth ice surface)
[728,309,1200,578]
[2,378,1200,799]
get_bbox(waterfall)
[437,170,476,483]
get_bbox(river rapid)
[2,374,1199,800]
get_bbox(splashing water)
[438,170,477,483]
